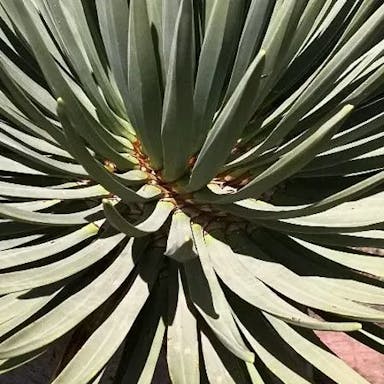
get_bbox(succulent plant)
[0,1,383,383]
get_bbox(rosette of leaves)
[0,1,383,383]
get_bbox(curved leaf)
[103,199,174,237]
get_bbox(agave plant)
[0,0,383,383]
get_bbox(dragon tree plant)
[0,0,383,383]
